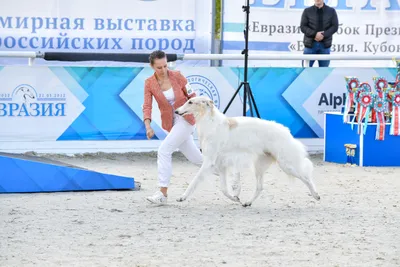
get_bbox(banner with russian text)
[0,0,214,66]
[222,0,400,68]
[0,65,396,142]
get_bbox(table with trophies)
[324,60,400,167]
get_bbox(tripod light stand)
[222,0,260,118]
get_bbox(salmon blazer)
[142,70,196,132]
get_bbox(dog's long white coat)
[175,96,320,206]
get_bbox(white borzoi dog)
[175,96,320,207]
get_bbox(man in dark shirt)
[300,0,339,67]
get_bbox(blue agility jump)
[0,153,138,193]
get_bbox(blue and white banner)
[0,65,397,141]
[0,0,214,66]
[222,0,400,67]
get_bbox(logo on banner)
[186,75,220,108]
[0,84,67,117]
[318,92,346,113]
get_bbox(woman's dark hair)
[149,50,166,65]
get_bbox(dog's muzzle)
[175,110,186,116]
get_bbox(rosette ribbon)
[351,83,371,130]
[356,92,374,135]
[343,76,359,123]
[372,76,388,123]
[374,97,386,140]
[373,76,387,98]
[386,86,395,116]
[390,92,400,136]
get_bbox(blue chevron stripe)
[282,67,334,137]
[49,67,89,103]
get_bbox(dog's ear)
[207,99,214,108]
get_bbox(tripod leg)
[223,83,244,114]
[245,83,254,117]
[242,82,247,116]
[247,84,254,117]
[248,84,261,118]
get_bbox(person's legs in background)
[303,41,317,67]
[316,42,331,67]
[303,42,331,67]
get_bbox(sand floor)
[0,152,399,267]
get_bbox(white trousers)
[157,114,203,187]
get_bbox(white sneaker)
[146,191,168,205]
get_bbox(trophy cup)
[344,144,357,166]
[385,111,392,123]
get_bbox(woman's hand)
[146,127,155,139]
[144,119,154,139]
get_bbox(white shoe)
[146,191,167,205]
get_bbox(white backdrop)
[0,0,214,66]
[222,0,400,67]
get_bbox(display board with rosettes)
[342,59,400,140]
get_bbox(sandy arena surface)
[0,152,399,267]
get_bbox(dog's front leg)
[242,172,264,207]
[176,160,214,202]
[219,168,240,203]
[177,141,221,202]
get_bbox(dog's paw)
[309,192,321,201]
[242,202,252,207]
[176,196,186,202]
[233,196,240,203]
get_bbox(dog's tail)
[296,140,314,179]
[302,156,314,179]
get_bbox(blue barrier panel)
[361,122,400,167]
[324,113,400,167]
[0,154,136,193]
[0,66,398,143]
[324,112,360,165]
